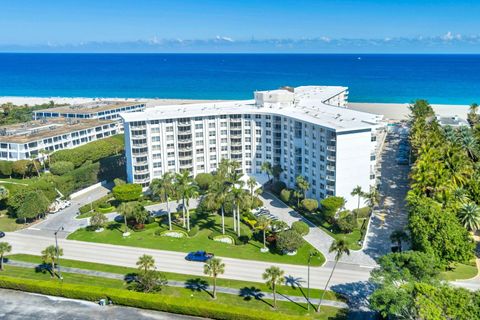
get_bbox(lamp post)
[307,251,316,311]
[54,225,64,280]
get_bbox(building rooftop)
[435,115,469,127]
[121,86,383,132]
[0,118,117,143]
[34,100,146,115]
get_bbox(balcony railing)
[326,185,335,192]
[326,165,335,172]
[326,175,335,181]
[326,156,336,162]
[327,146,336,152]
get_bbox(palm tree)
[117,201,135,234]
[351,185,364,213]
[0,242,12,271]
[203,258,225,299]
[230,185,246,236]
[29,154,40,177]
[150,172,175,230]
[272,165,283,183]
[263,266,285,309]
[364,186,380,209]
[206,179,230,234]
[459,202,480,231]
[256,215,271,251]
[136,254,155,274]
[184,183,199,231]
[247,176,257,203]
[42,245,63,277]
[261,161,272,183]
[317,239,350,313]
[296,175,310,200]
[174,170,193,228]
[389,229,409,252]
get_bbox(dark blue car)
[185,250,214,262]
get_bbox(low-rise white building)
[0,118,120,160]
[121,86,384,209]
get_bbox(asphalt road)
[0,289,200,320]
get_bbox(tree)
[247,176,257,203]
[458,202,480,231]
[276,229,303,253]
[203,258,225,300]
[390,229,409,252]
[351,186,364,212]
[280,189,292,204]
[255,215,271,251]
[150,172,175,230]
[11,159,30,178]
[320,196,345,223]
[131,203,149,227]
[263,266,285,309]
[117,201,135,234]
[335,211,357,233]
[291,221,310,236]
[261,161,272,183]
[0,186,9,201]
[0,242,12,271]
[364,186,380,209]
[15,190,50,222]
[206,179,230,235]
[90,212,107,230]
[272,165,283,183]
[29,154,40,177]
[175,170,198,230]
[230,185,247,236]
[317,239,350,313]
[112,183,142,202]
[49,161,74,176]
[468,102,479,127]
[136,254,155,274]
[42,245,63,277]
[195,173,213,191]
[301,198,318,213]
[295,175,310,201]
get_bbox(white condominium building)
[121,86,384,209]
[0,118,120,161]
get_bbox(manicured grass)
[7,253,344,302]
[439,261,478,281]
[1,261,346,319]
[68,211,325,266]
[0,214,26,232]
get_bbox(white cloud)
[215,35,234,42]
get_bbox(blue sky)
[0,0,479,52]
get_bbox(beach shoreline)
[0,96,471,121]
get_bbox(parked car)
[397,157,409,165]
[0,231,5,238]
[185,250,214,262]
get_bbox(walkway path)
[4,259,348,309]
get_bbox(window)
[195,124,203,129]
[209,123,216,128]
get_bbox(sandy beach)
[0,96,471,121]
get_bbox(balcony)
[179,154,193,161]
[231,149,243,154]
[131,132,147,138]
[326,156,336,162]
[134,168,150,174]
[177,130,192,135]
[134,160,149,166]
[131,125,146,130]
[230,141,243,146]
[327,146,336,152]
[326,165,335,172]
[177,137,192,143]
[326,185,335,192]
[326,175,335,181]
[132,142,148,148]
[178,120,191,126]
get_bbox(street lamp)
[54,225,64,280]
[307,251,317,311]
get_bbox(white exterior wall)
[335,130,374,210]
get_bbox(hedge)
[0,276,310,320]
[79,194,113,214]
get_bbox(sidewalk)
[4,259,348,309]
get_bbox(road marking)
[28,227,41,231]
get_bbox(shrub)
[11,160,30,178]
[50,161,75,176]
[291,221,310,236]
[320,196,345,223]
[0,276,309,320]
[90,212,107,230]
[280,189,292,204]
[301,198,318,213]
[188,225,199,237]
[353,207,372,218]
[0,161,13,177]
[276,230,303,253]
[194,173,213,191]
[271,181,286,195]
[113,184,142,202]
[208,230,250,245]
[79,194,112,214]
[335,211,357,233]
[251,196,263,209]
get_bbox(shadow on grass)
[107,222,122,232]
[185,278,212,298]
[34,262,56,278]
[239,286,274,308]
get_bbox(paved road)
[4,232,371,292]
[0,289,199,320]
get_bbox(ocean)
[0,53,479,104]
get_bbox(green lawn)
[0,214,26,232]
[7,253,345,302]
[439,261,478,281]
[68,211,325,266]
[1,260,346,319]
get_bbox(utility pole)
[54,225,64,280]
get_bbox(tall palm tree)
[42,245,63,277]
[263,266,285,309]
[247,176,257,203]
[0,242,12,271]
[203,258,225,300]
[150,172,175,230]
[136,254,155,274]
[230,185,247,236]
[256,215,271,250]
[296,175,310,200]
[206,179,229,234]
[317,239,350,313]
[459,202,480,231]
[175,170,194,228]
[29,154,40,177]
[117,202,135,233]
[364,186,380,209]
[261,161,272,183]
[389,229,409,252]
[184,183,199,231]
[351,185,364,212]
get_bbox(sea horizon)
[0,53,479,104]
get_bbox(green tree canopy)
[113,183,142,202]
